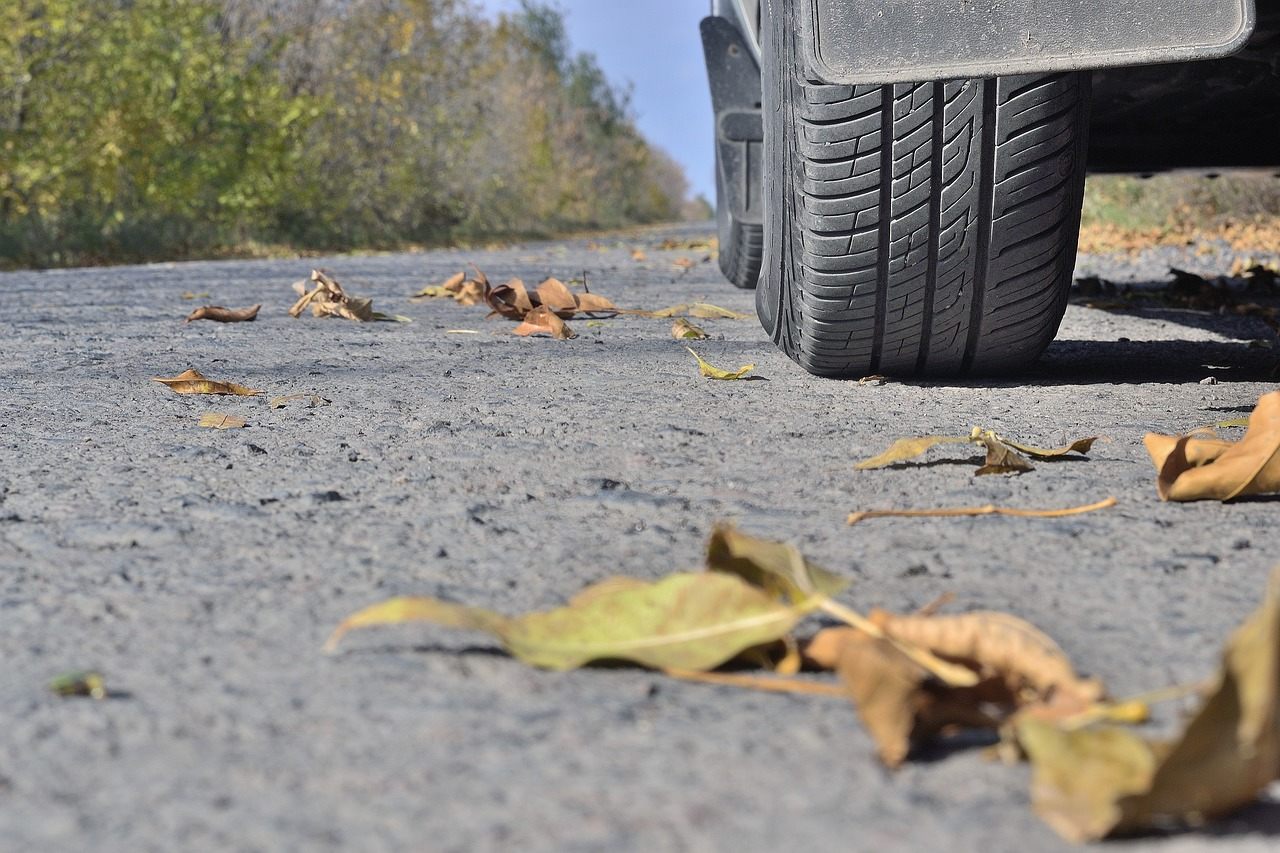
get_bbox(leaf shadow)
[907,729,1000,764]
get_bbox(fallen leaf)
[671,318,708,340]
[687,347,754,380]
[856,436,974,470]
[198,413,247,430]
[975,436,1036,477]
[486,276,617,321]
[1144,390,1280,501]
[847,497,1118,525]
[49,670,107,700]
[514,306,576,340]
[326,571,809,672]
[714,527,979,687]
[673,257,697,270]
[858,428,1095,476]
[290,270,406,322]
[181,291,210,300]
[153,369,262,397]
[631,249,647,262]
[808,629,1003,767]
[412,271,487,306]
[1019,571,1280,841]
[185,304,261,323]
[871,610,1104,710]
[705,524,850,604]
[644,303,752,320]
[1001,436,1101,459]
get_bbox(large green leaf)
[326,572,806,672]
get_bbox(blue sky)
[477,0,715,201]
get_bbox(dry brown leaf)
[817,629,1004,768]
[513,306,576,340]
[631,249,647,262]
[1019,570,1280,841]
[198,413,247,430]
[153,369,263,397]
[871,610,1104,710]
[671,318,708,340]
[534,277,579,315]
[290,270,408,323]
[673,257,697,270]
[975,436,1036,477]
[411,271,487,307]
[185,304,261,323]
[1144,390,1280,501]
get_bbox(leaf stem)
[818,599,980,687]
[848,497,1118,526]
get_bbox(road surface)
[2,223,1279,851]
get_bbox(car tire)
[716,158,764,289]
[756,0,1092,377]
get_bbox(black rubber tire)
[716,159,764,290]
[756,0,1091,378]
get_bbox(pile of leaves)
[1072,266,1280,332]
[327,525,1280,843]
[412,266,619,339]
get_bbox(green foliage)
[0,0,691,268]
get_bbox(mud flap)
[701,16,764,227]
[801,0,1256,85]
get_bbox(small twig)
[848,497,1118,526]
[663,668,847,698]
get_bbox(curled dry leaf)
[486,276,618,321]
[687,348,755,380]
[671,317,709,340]
[1019,571,1280,842]
[1144,390,1280,501]
[291,269,409,323]
[326,571,807,672]
[185,304,261,323]
[411,270,486,306]
[813,630,1004,768]
[198,413,247,430]
[513,305,576,340]
[153,369,263,397]
[871,609,1104,710]
[975,436,1036,477]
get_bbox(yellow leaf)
[153,369,262,397]
[855,436,974,470]
[198,413,247,430]
[671,318,708,340]
[1019,571,1280,841]
[687,347,754,380]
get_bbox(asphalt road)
[2,223,1280,852]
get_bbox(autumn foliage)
[0,0,696,268]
